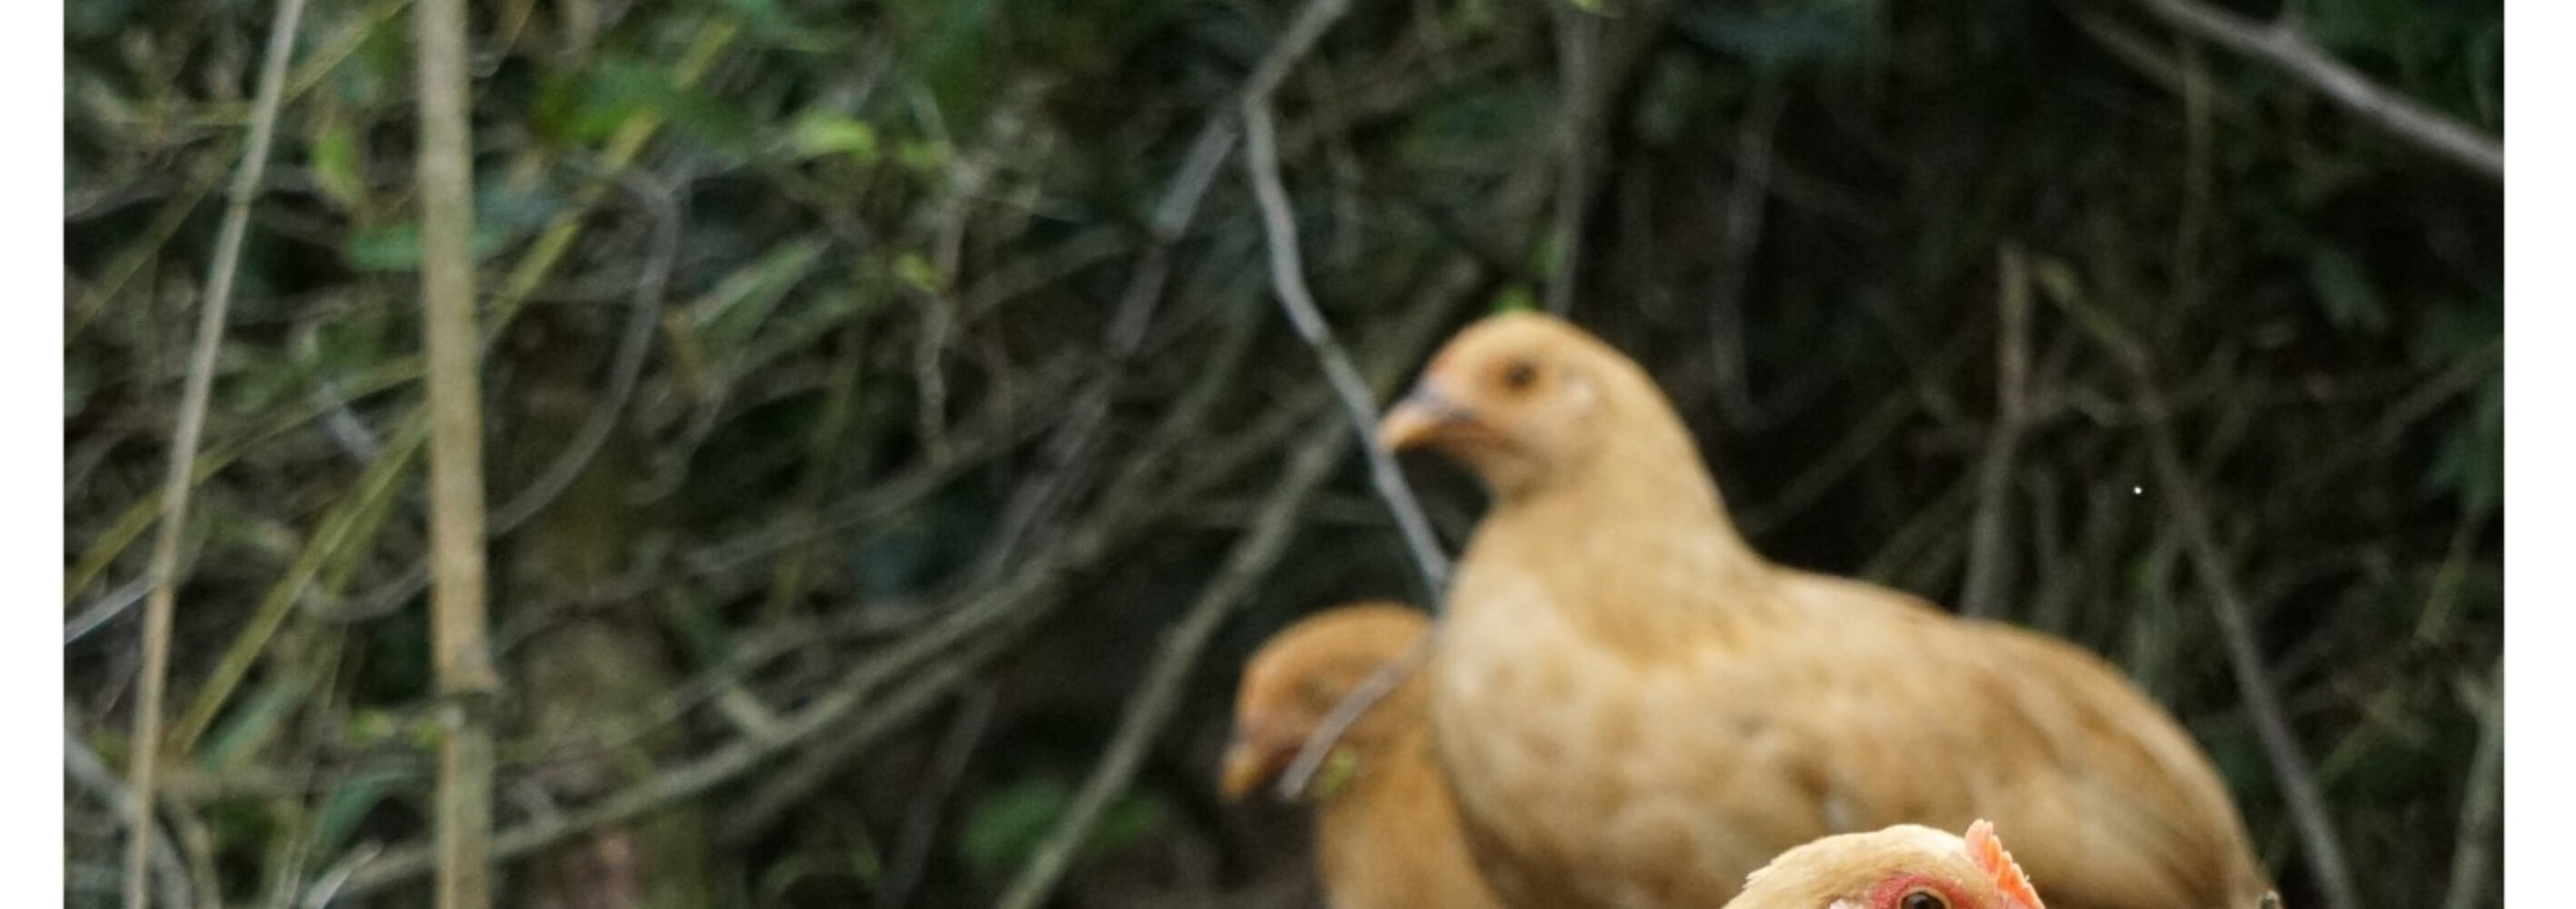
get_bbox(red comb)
[1965,820,2046,909]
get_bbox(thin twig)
[65,577,154,646]
[878,688,997,909]
[122,0,310,905]
[992,422,1354,909]
[1274,633,1433,799]
[1243,102,1451,598]
[70,734,194,909]
[2437,658,2502,909]
[2122,0,2501,181]
[1961,244,2032,618]
[1542,2,1602,316]
[2057,298,2362,909]
[1706,83,1787,429]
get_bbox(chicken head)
[1730,820,2046,909]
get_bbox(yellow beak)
[1378,378,1473,452]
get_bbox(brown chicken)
[1377,312,2271,909]
[1221,602,1505,909]
[1725,819,2046,909]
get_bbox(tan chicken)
[1220,602,1505,909]
[1725,819,2045,909]
[1377,312,2271,909]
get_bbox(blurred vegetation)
[65,0,2500,907]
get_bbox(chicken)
[1220,602,1505,909]
[1725,819,2045,909]
[1377,312,2271,909]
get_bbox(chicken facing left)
[1220,602,1504,909]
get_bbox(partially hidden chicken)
[1221,602,1505,909]
[1377,312,2271,909]
[1725,819,2045,909]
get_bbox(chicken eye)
[1501,360,1539,392]
[1899,889,1949,909]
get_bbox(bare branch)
[2437,659,2502,909]
[1243,102,1452,598]
[1706,83,1787,429]
[1542,3,1602,316]
[1274,632,1433,799]
[414,0,498,904]
[1961,244,2032,618]
[2123,0,2501,181]
[122,0,310,905]
[2048,287,2362,909]
[879,689,997,909]
[71,735,193,909]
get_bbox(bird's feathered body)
[1383,313,2270,909]
[1223,604,1503,909]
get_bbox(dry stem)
[122,0,310,905]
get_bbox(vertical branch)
[414,0,499,904]
[1541,1,1602,316]
[2436,659,2502,909]
[122,0,311,905]
[1960,244,2031,618]
[1705,83,1786,427]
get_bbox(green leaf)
[343,223,511,272]
[896,138,954,173]
[1492,285,1538,314]
[960,777,1070,877]
[894,252,942,294]
[2426,373,2502,517]
[790,111,882,164]
[535,59,755,152]
[348,709,400,747]
[686,238,831,345]
[956,776,1165,879]
[313,772,405,853]
[891,0,1003,119]
[311,119,365,211]
[1090,792,1165,858]
[721,0,812,42]
[196,682,307,773]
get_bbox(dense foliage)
[65,0,2501,906]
